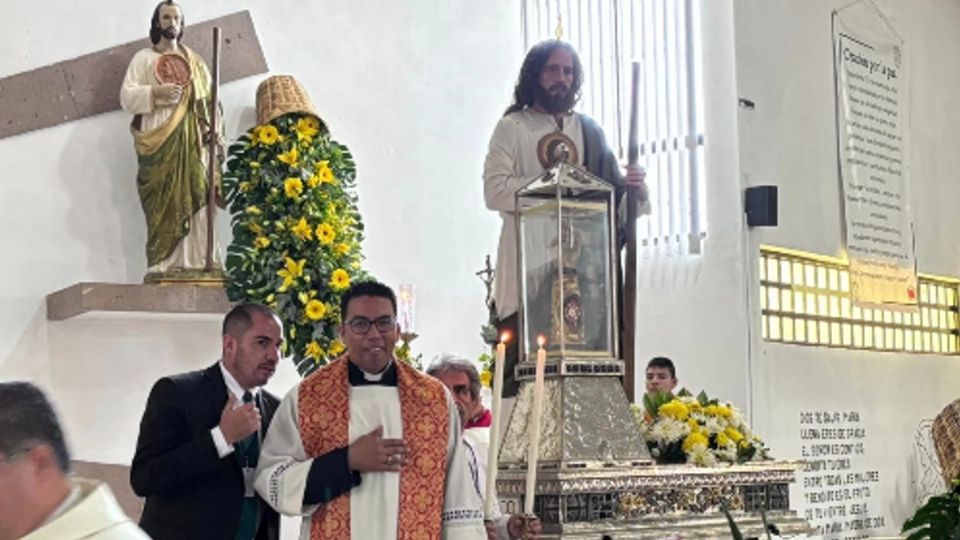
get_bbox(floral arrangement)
[223,113,366,376]
[632,389,769,467]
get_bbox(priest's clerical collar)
[348,358,398,386]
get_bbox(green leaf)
[722,507,744,540]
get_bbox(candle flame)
[500,331,511,343]
[537,335,546,347]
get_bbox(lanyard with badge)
[241,392,257,498]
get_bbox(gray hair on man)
[426,353,481,400]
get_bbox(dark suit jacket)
[131,363,280,540]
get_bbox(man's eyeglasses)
[347,316,397,335]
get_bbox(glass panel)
[840,270,850,292]
[796,319,807,342]
[520,199,612,359]
[783,317,794,341]
[805,264,816,288]
[781,260,792,284]
[768,288,780,311]
[828,269,839,291]
[770,316,781,340]
[782,290,793,312]
[767,257,779,283]
[818,295,829,317]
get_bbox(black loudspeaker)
[744,185,778,227]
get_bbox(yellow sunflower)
[330,269,350,291]
[316,223,336,245]
[305,299,327,320]
[296,117,320,142]
[254,236,270,249]
[284,177,303,199]
[307,174,321,188]
[258,125,280,145]
[334,243,351,256]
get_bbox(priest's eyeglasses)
[347,315,397,334]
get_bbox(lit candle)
[484,332,509,519]
[524,335,547,515]
[397,283,414,334]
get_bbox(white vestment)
[23,478,150,540]
[256,381,486,539]
[463,428,511,540]
[120,47,221,273]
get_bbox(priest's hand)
[348,425,407,472]
[508,514,542,539]
[219,394,261,444]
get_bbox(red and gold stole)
[298,356,450,539]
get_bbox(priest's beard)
[534,83,577,114]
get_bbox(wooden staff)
[622,61,641,402]
[204,27,221,272]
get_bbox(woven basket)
[933,399,960,486]
[255,75,324,127]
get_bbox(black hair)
[646,356,676,379]
[339,281,397,320]
[0,382,70,472]
[222,303,278,338]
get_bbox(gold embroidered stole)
[298,357,449,539]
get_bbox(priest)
[255,281,486,539]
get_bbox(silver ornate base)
[496,366,813,537]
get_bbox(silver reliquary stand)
[495,162,811,538]
[497,161,653,532]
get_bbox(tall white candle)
[484,332,509,519]
[524,335,547,515]
[397,283,414,333]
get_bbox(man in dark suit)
[131,303,283,540]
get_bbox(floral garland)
[223,113,366,376]
[632,390,769,466]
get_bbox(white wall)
[634,0,750,409]
[736,0,960,536]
